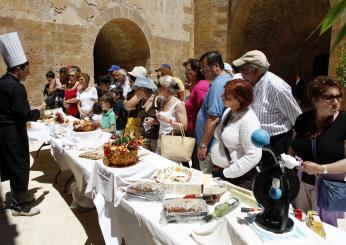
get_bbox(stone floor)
[0,144,105,245]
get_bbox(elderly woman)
[211,79,262,190]
[290,76,346,227]
[63,68,80,117]
[77,73,98,118]
[156,75,188,154]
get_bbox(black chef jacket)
[0,72,40,193]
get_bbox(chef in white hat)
[0,32,45,216]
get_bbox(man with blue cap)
[0,32,45,216]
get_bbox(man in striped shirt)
[233,50,301,154]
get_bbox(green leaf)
[320,0,346,35]
[331,23,346,52]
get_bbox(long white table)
[41,124,346,245]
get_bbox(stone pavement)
[0,144,105,245]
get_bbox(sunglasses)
[320,94,343,103]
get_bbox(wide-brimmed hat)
[232,50,270,68]
[133,77,157,91]
[128,66,147,78]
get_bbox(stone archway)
[83,6,154,81]
[228,0,331,83]
[93,18,150,79]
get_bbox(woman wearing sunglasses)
[290,76,346,227]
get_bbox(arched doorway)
[93,18,150,81]
[228,0,331,83]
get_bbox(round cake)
[103,135,142,167]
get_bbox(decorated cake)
[103,135,142,167]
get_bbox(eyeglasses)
[68,74,76,77]
[320,94,343,103]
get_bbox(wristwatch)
[199,143,207,149]
[322,165,328,174]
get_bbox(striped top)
[251,71,302,136]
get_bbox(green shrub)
[336,46,346,87]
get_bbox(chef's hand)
[197,147,207,161]
[33,102,46,111]
[63,100,68,108]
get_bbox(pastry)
[79,150,104,160]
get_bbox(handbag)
[160,125,195,162]
[311,137,346,211]
[318,179,346,211]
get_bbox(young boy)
[111,87,128,135]
[100,93,116,134]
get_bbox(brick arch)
[83,5,153,78]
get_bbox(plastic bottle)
[306,211,326,239]
[203,198,239,222]
[269,178,282,200]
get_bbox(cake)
[103,135,142,167]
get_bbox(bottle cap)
[272,178,280,189]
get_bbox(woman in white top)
[77,73,98,118]
[211,79,262,190]
[156,75,188,154]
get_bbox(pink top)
[185,80,209,135]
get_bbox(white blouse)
[211,108,262,178]
[77,87,98,114]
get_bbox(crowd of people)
[1,31,345,227]
[39,49,346,226]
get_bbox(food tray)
[163,198,208,223]
[126,181,166,201]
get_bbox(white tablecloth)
[49,139,346,245]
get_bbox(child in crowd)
[111,87,128,135]
[99,94,116,134]
[90,102,103,124]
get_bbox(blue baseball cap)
[155,63,171,71]
[108,65,121,72]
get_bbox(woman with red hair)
[211,79,262,189]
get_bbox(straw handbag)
[161,125,195,162]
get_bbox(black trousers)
[259,129,294,169]
[269,129,293,154]
[0,125,30,197]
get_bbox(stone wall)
[194,0,230,61]
[195,0,331,83]
[0,0,194,105]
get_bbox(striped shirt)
[251,71,302,136]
